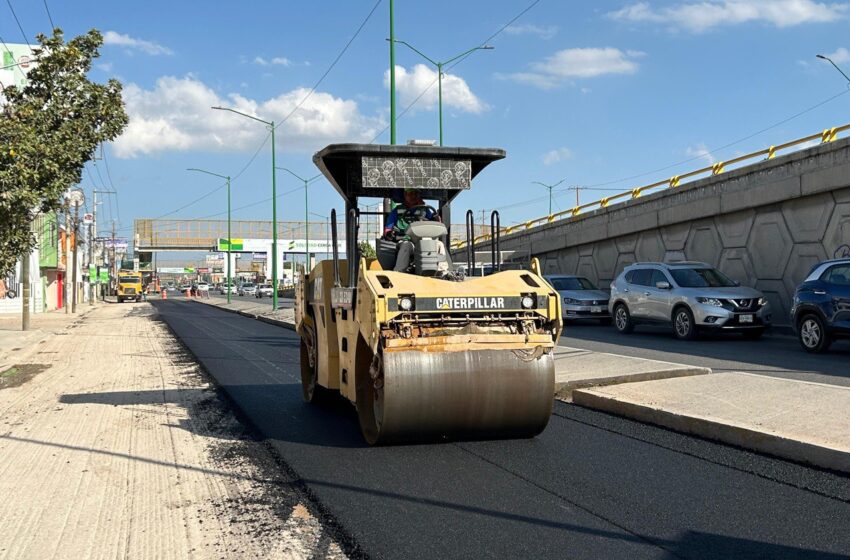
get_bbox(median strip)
[573,372,850,474]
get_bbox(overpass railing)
[453,123,850,250]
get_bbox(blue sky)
[4,0,850,237]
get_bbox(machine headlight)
[521,294,536,309]
[563,297,579,304]
[696,297,723,307]
[399,295,415,311]
[758,297,767,307]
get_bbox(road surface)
[560,320,850,387]
[153,299,850,560]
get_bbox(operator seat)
[407,221,451,276]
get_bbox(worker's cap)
[404,187,420,193]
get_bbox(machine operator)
[383,188,440,272]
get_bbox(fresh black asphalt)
[152,299,850,559]
[560,321,850,387]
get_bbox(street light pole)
[389,39,493,146]
[212,106,279,310]
[816,54,850,84]
[277,168,322,273]
[532,179,566,216]
[187,168,232,303]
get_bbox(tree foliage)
[0,28,128,276]
[358,241,376,259]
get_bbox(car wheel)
[798,314,831,353]
[614,304,634,334]
[672,307,698,340]
[598,318,613,326]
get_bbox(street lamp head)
[481,45,495,50]
[816,54,827,60]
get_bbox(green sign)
[217,238,244,251]
[183,267,195,273]
[99,269,109,284]
[89,265,96,280]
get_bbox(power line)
[494,87,850,214]
[273,0,382,134]
[42,0,55,30]
[0,34,28,80]
[143,1,380,222]
[5,0,33,51]
[370,0,542,143]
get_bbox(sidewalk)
[573,373,850,474]
[0,302,345,560]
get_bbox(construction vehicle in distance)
[295,144,562,445]
[116,271,143,303]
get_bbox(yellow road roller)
[295,143,562,445]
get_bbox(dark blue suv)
[791,259,850,353]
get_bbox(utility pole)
[21,246,30,331]
[88,221,94,305]
[111,220,116,297]
[64,200,70,314]
[72,205,79,313]
[66,188,85,313]
[532,179,566,216]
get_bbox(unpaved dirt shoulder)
[0,302,357,560]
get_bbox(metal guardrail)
[453,124,850,250]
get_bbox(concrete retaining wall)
[469,136,850,327]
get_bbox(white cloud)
[253,56,292,67]
[685,142,716,165]
[542,147,572,165]
[384,64,488,114]
[500,48,644,89]
[608,1,849,33]
[103,31,173,55]
[824,47,850,63]
[504,23,559,39]
[113,76,384,158]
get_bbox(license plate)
[592,306,603,313]
[739,314,753,323]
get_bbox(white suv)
[609,262,772,340]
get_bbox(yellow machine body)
[295,257,562,444]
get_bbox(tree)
[0,29,128,276]
[358,241,376,259]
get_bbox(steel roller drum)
[359,348,555,445]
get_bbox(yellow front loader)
[295,144,562,445]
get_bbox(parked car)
[791,258,850,353]
[238,282,256,296]
[219,283,235,294]
[196,282,209,292]
[255,284,274,298]
[609,261,772,340]
[545,274,611,324]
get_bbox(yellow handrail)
[453,123,850,249]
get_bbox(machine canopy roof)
[312,143,506,204]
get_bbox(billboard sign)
[1,43,37,93]
[97,237,129,250]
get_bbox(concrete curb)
[573,387,850,474]
[555,365,710,401]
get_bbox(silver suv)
[609,262,772,340]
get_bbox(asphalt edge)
[572,388,850,475]
[148,299,367,558]
[190,298,296,331]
